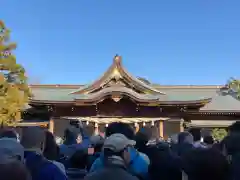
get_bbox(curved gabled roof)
[28,84,214,108]
[70,55,165,95]
[74,86,166,103]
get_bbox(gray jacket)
[84,156,139,180]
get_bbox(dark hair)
[135,130,150,152]
[148,146,182,180]
[222,134,240,156]
[203,136,214,145]
[0,129,18,139]
[188,128,201,141]
[69,150,88,169]
[105,122,134,140]
[0,161,31,180]
[94,143,103,153]
[43,131,59,160]
[63,129,77,145]
[228,122,240,134]
[178,132,192,144]
[182,148,229,180]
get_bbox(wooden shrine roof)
[29,85,240,111]
[28,55,240,111]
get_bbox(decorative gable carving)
[70,55,165,96]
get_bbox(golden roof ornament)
[114,54,122,63]
[111,55,122,80]
[112,68,121,78]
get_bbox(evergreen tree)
[227,77,240,98]
[212,128,227,141]
[0,20,31,125]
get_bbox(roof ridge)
[29,84,224,89]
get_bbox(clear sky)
[2,0,240,85]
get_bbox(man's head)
[178,132,193,144]
[135,129,151,144]
[228,122,240,135]
[188,128,202,142]
[90,135,104,152]
[21,127,45,151]
[63,127,81,145]
[182,148,229,180]
[203,136,214,145]
[105,122,134,140]
[0,138,24,164]
[69,150,88,169]
[103,133,136,164]
[90,135,104,146]
[0,161,31,180]
[221,134,240,156]
[0,129,18,140]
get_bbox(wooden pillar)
[135,123,139,133]
[48,118,54,133]
[159,120,164,138]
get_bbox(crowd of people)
[0,121,240,180]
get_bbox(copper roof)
[27,55,240,110]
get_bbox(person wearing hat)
[21,127,67,180]
[87,135,105,169]
[90,122,149,180]
[84,133,138,180]
[0,138,31,180]
[0,138,24,164]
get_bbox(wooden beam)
[48,118,54,133]
[159,120,164,138]
[180,119,184,132]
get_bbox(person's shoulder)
[116,168,140,180]
[84,170,102,180]
[85,168,138,180]
[52,161,66,175]
[42,161,67,180]
[59,144,66,148]
[139,152,150,165]
[134,151,148,165]
[126,174,139,180]
[89,156,103,172]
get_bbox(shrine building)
[23,55,240,138]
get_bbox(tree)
[212,128,227,141]
[227,77,240,98]
[0,20,31,125]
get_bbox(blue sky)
[2,0,240,85]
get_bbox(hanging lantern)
[105,124,108,127]
[95,123,98,128]
[143,122,146,127]
[86,121,89,126]
[134,122,138,127]
[151,121,154,126]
